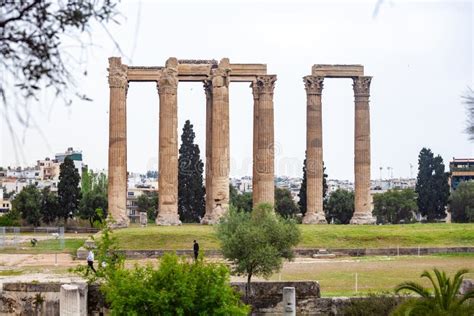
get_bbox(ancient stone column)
[253,75,276,207]
[251,82,260,204]
[303,76,327,224]
[59,283,87,316]
[156,58,181,225]
[204,80,214,217]
[201,59,231,224]
[350,76,375,224]
[107,57,130,228]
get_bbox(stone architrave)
[252,75,276,207]
[350,76,375,224]
[201,59,231,224]
[107,57,130,228]
[303,76,327,224]
[156,58,181,225]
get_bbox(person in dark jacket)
[193,240,199,261]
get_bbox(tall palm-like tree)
[393,268,474,315]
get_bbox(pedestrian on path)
[193,240,199,261]
[87,249,97,274]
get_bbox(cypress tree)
[415,148,450,221]
[298,151,328,216]
[178,120,205,222]
[58,157,81,223]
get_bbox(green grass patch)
[0,270,23,276]
[111,223,474,250]
[0,238,86,254]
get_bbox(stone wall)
[1,280,472,315]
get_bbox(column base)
[107,214,130,229]
[155,213,182,226]
[350,212,376,225]
[302,212,327,224]
[201,205,227,225]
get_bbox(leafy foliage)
[58,157,81,222]
[229,184,253,212]
[415,148,450,222]
[325,188,354,224]
[12,184,42,226]
[449,181,474,223]
[216,204,301,298]
[136,191,158,221]
[76,224,249,315]
[79,190,107,227]
[373,189,417,224]
[275,187,299,218]
[463,87,474,142]
[341,293,400,316]
[178,120,205,223]
[1,1,119,143]
[298,154,328,215]
[0,209,21,226]
[393,268,474,315]
[40,187,59,224]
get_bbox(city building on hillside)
[0,190,12,215]
[126,187,158,223]
[449,158,474,190]
[55,147,84,176]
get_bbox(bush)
[341,293,400,316]
[0,210,21,226]
[76,225,249,315]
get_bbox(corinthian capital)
[158,67,178,94]
[303,76,324,95]
[255,75,277,94]
[353,76,372,96]
[108,57,128,88]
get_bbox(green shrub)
[0,210,21,226]
[341,293,400,316]
[101,254,249,315]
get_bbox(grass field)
[111,223,474,250]
[268,254,474,296]
[0,238,86,254]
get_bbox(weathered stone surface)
[312,64,364,78]
[303,76,327,224]
[156,57,181,226]
[252,75,277,207]
[107,57,130,228]
[201,58,231,225]
[350,76,374,225]
[59,283,87,316]
[460,279,474,295]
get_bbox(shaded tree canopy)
[275,187,299,218]
[449,180,474,223]
[12,184,42,226]
[216,204,301,299]
[415,148,450,222]
[373,189,417,224]
[229,184,253,213]
[325,188,354,224]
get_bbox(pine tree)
[178,120,205,222]
[298,152,328,216]
[58,157,81,223]
[415,148,450,221]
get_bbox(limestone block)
[59,283,87,316]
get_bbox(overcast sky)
[1,0,473,180]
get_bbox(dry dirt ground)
[1,254,473,296]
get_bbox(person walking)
[87,249,97,274]
[193,240,199,261]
